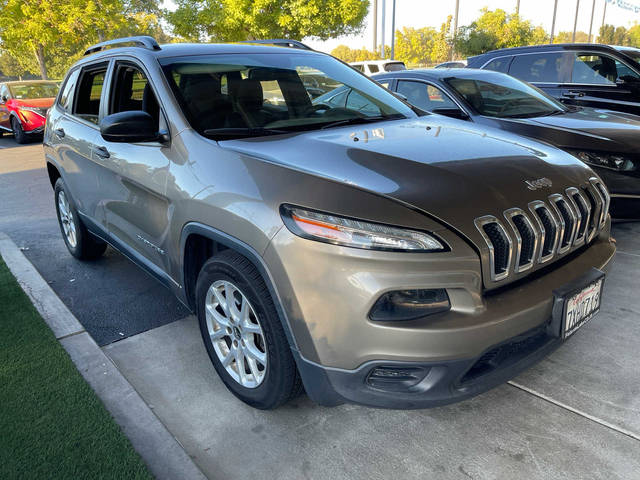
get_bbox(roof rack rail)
[239,39,313,50]
[84,36,161,56]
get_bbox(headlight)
[569,150,635,172]
[280,205,447,252]
[19,106,47,117]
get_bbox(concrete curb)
[0,232,207,480]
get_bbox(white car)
[350,60,406,76]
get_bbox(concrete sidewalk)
[103,225,640,480]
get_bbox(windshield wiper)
[319,114,404,130]
[202,127,290,140]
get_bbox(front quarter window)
[160,53,415,139]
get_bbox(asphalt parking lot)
[2,137,639,479]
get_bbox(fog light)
[369,289,450,321]
[367,366,430,391]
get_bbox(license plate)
[563,278,603,339]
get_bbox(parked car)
[45,36,614,410]
[0,80,59,143]
[373,68,640,220]
[434,60,467,69]
[350,60,406,76]
[467,43,640,117]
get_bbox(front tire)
[54,178,107,260]
[196,250,302,409]
[11,117,26,144]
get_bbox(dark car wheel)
[196,250,302,409]
[54,178,107,260]
[11,117,27,144]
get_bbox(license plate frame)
[549,268,605,340]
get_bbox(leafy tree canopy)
[166,0,369,42]
[553,31,589,43]
[454,8,547,57]
[331,45,380,62]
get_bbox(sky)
[302,0,640,53]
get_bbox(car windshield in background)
[9,82,58,99]
[161,53,414,139]
[445,74,567,118]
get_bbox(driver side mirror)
[100,111,163,143]
[0,95,7,103]
[431,107,470,120]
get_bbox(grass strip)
[0,256,153,479]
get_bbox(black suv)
[467,44,640,116]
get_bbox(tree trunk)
[34,44,48,80]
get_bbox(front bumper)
[264,219,615,408]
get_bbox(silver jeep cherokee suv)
[44,36,615,409]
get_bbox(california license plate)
[563,278,604,339]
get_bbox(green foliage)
[453,8,548,57]
[331,44,380,62]
[597,24,639,46]
[395,16,452,65]
[166,0,370,42]
[553,31,590,43]
[0,0,169,79]
[0,51,28,79]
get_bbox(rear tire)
[54,178,107,260]
[11,117,26,144]
[196,249,302,409]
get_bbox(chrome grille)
[475,180,609,284]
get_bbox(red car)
[0,80,59,143]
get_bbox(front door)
[0,85,11,130]
[97,59,171,271]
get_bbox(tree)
[553,31,589,43]
[454,9,548,57]
[166,0,370,42]
[331,45,380,62]
[598,24,630,45]
[628,23,640,47]
[0,51,27,80]
[0,0,170,79]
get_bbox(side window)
[260,80,285,106]
[572,54,640,84]
[368,64,380,73]
[74,65,108,124]
[484,56,512,73]
[352,64,364,73]
[509,53,563,83]
[0,84,9,101]
[110,62,160,127]
[396,80,458,111]
[58,69,80,111]
[345,90,381,115]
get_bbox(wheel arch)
[46,161,62,189]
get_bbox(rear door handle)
[94,146,110,159]
[562,91,584,99]
[54,128,65,138]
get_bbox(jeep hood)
[220,116,595,244]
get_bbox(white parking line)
[509,381,640,442]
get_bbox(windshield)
[384,62,406,72]
[161,53,414,139]
[445,74,567,118]
[9,82,58,99]
[621,49,640,63]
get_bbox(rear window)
[483,56,513,74]
[384,62,406,72]
[509,53,563,83]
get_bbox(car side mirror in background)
[431,107,470,120]
[100,111,161,143]
[0,95,7,103]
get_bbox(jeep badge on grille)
[525,177,553,190]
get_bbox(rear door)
[564,51,640,114]
[96,58,171,271]
[47,63,108,221]
[507,51,570,101]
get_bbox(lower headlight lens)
[280,205,447,252]
[570,150,635,172]
[369,289,451,321]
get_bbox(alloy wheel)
[57,190,77,248]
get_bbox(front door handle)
[94,146,110,159]
[54,128,65,138]
[562,91,584,99]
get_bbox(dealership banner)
[606,0,640,14]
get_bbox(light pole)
[588,0,596,42]
[550,0,558,43]
[373,0,378,52]
[390,0,396,60]
[516,0,520,15]
[600,0,608,42]
[381,0,386,58]
[572,0,581,43]
[451,0,460,60]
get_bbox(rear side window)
[58,69,80,111]
[74,65,108,124]
[509,53,563,83]
[483,56,513,73]
[368,64,380,73]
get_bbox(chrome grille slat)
[476,182,608,284]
